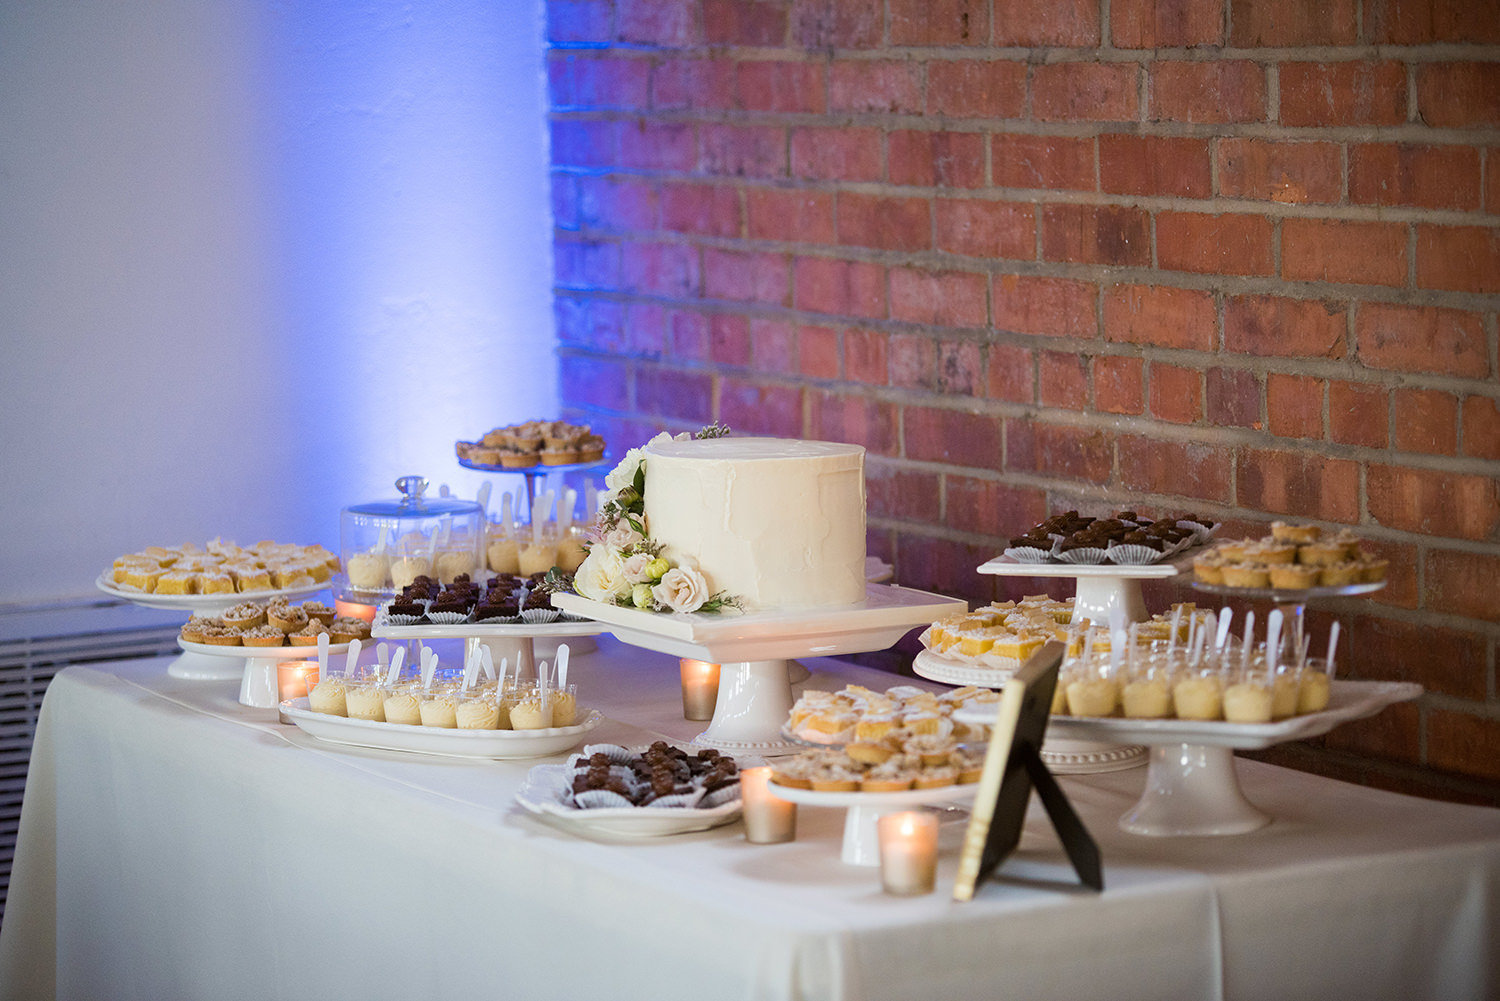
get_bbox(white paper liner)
[1002,546,1054,563]
[1106,543,1168,566]
[578,743,635,763]
[424,610,471,624]
[1178,520,1220,544]
[1055,546,1109,565]
[520,607,561,623]
[573,789,636,810]
[472,611,522,624]
[697,783,742,808]
[642,788,706,809]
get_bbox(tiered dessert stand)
[457,456,610,516]
[554,583,965,754]
[369,617,607,684]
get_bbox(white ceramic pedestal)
[168,650,245,681]
[696,659,798,753]
[368,620,607,688]
[238,656,284,708]
[767,783,977,865]
[1121,743,1269,836]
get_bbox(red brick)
[1157,212,1274,276]
[1005,422,1115,483]
[1489,146,1500,212]
[889,0,988,45]
[617,120,697,172]
[651,57,736,112]
[1150,60,1266,124]
[1426,548,1500,623]
[836,192,932,253]
[1112,0,1224,48]
[934,340,984,395]
[702,248,789,305]
[1094,355,1144,415]
[866,467,941,521]
[1282,218,1408,287]
[993,0,1100,45]
[548,0,613,43]
[993,134,1096,192]
[1356,302,1489,378]
[1349,143,1482,211]
[1149,363,1203,424]
[894,535,996,605]
[887,131,984,189]
[809,390,899,454]
[618,0,699,45]
[1319,701,1421,767]
[552,173,578,232]
[1216,138,1343,204]
[552,55,652,110]
[558,353,630,411]
[553,296,611,350]
[665,309,708,359]
[746,188,834,244]
[1033,62,1140,123]
[1367,463,1500,540]
[699,124,786,178]
[1417,62,1500,128]
[946,476,1049,537]
[890,267,988,328]
[1041,204,1151,266]
[935,199,1034,259]
[576,175,658,232]
[1099,135,1211,198]
[829,60,924,114]
[1427,710,1500,784]
[1237,448,1361,520]
[1039,350,1089,408]
[793,257,886,319]
[704,0,787,45]
[1369,0,1500,43]
[1328,380,1389,448]
[709,314,752,366]
[1206,366,1262,429]
[1280,61,1406,127]
[1416,225,1500,294]
[791,0,882,48]
[660,183,740,238]
[555,237,621,288]
[844,328,889,385]
[790,127,882,182]
[987,343,1035,403]
[719,379,804,437]
[624,301,668,355]
[890,334,936,392]
[1103,284,1216,350]
[750,318,798,374]
[1343,615,1488,697]
[1358,537,1421,611]
[993,274,1096,337]
[797,325,840,379]
[1222,295,1346,359]
[636,366,713,421]
[736,60,824,114]
[1267,373,1324,439]
[927,60,1028,119]
[904,407,1002,468]
[1231,0,1356,44]
[551,119,615,169]
[1119,435,1233,502]
[1462,395,1500,460]
[1393,388,1459,455]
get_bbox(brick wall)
[547,0,1500,797]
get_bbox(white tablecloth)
[2,637,1498,1001]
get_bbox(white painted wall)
[0,0,556,602]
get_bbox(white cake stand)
[98,575,328,680]
[176,637,351,708]
[977,546,1206,627]
[766,782,978,865]
[553,584,966,753]
[369,618,607,684]
[1027,680,1421,836]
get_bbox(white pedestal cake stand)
[553,584,966,753]
[767,782,978,866]
[175,637,351,707]
[97,576,327,681]
[369,618,607,684]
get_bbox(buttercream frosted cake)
[642,437,867,609]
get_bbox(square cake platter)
[552,583,966,664]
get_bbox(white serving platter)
[97,574,326,611]
[514,763,742,837]
[280,699,603,759]
[766,781,978,865]
[177,636,351,659]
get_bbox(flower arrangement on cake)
[543,424,744,615]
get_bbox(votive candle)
[877,811,939,896]
[680,659,720,720]
[277,662,318,724]
[740,766,796,844]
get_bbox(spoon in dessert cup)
[1240,610,1256,675]
[461,646,481,695]
[1266,610,1283,679]
[420,646,437,693]
[384,647,406,689]
[343,638,363,679]
[316,633,331,687]
[376,642,389,680]
[1215,608,1233,653]
[476,481,492,519]
[1326,622,1341,680]
[556,643,570,691]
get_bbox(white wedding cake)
[642,436,867,609]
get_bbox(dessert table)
[2,638,1498,1001]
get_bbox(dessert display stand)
[368,618,607,685]
[457,456,609,518]
[175,637,350,708]
[768,782,978,866]
[1190,579,1385,659]
[96,576,327,682]
[955,680,1421,837]
[554,584,966,754]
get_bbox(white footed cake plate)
[280,700,603,760]
[176,636,350,707]
[514,763,742,837]
[766,782,978,866]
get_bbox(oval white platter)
[514,763,742,837]
[764,780,979,809]
[911,647,1020,688]
[177,637,352,659]
[97,574,327,611]
[279,699,603,759]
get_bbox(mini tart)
[845,741,895,765]
[769,765,813,790]
[328,616,371,643]
[1193,556,1226,585]
[1318,562,1364,587]
[469,446,502,465]
[240,625,286,647]
[498,448,538,469]
[221,602,266,631]
[860,773,914,792]
[200,625,244,647]
[1267,563,1321,589]
[539,447,578,466]
[1254,542,1297,565]
[1297,542,1348,566]
[1359,557,1389,583]
[180,616,224,644]
[287,621,330,646]
[267,604,308,632]
[300,601,336,625]
[1271,521,1321,544]
[1220,563,1271,588]
[913,765,958,789]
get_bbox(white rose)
[603,521,645,551]
[652,566,710,614]
[602,432,673,499]
[574,546,631,603]
[621,552,654,584]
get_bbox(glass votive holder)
[876,810,939,896]
[680,659,720,721]
[740,766,796,844]
[276,661,318,723]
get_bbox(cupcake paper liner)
[697,784,742,808]
[572,789,636,810]
[1002,546,1054,563]
[520,607,561,624]
[1105,543,1167,566]
[1055,546,1109,565]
